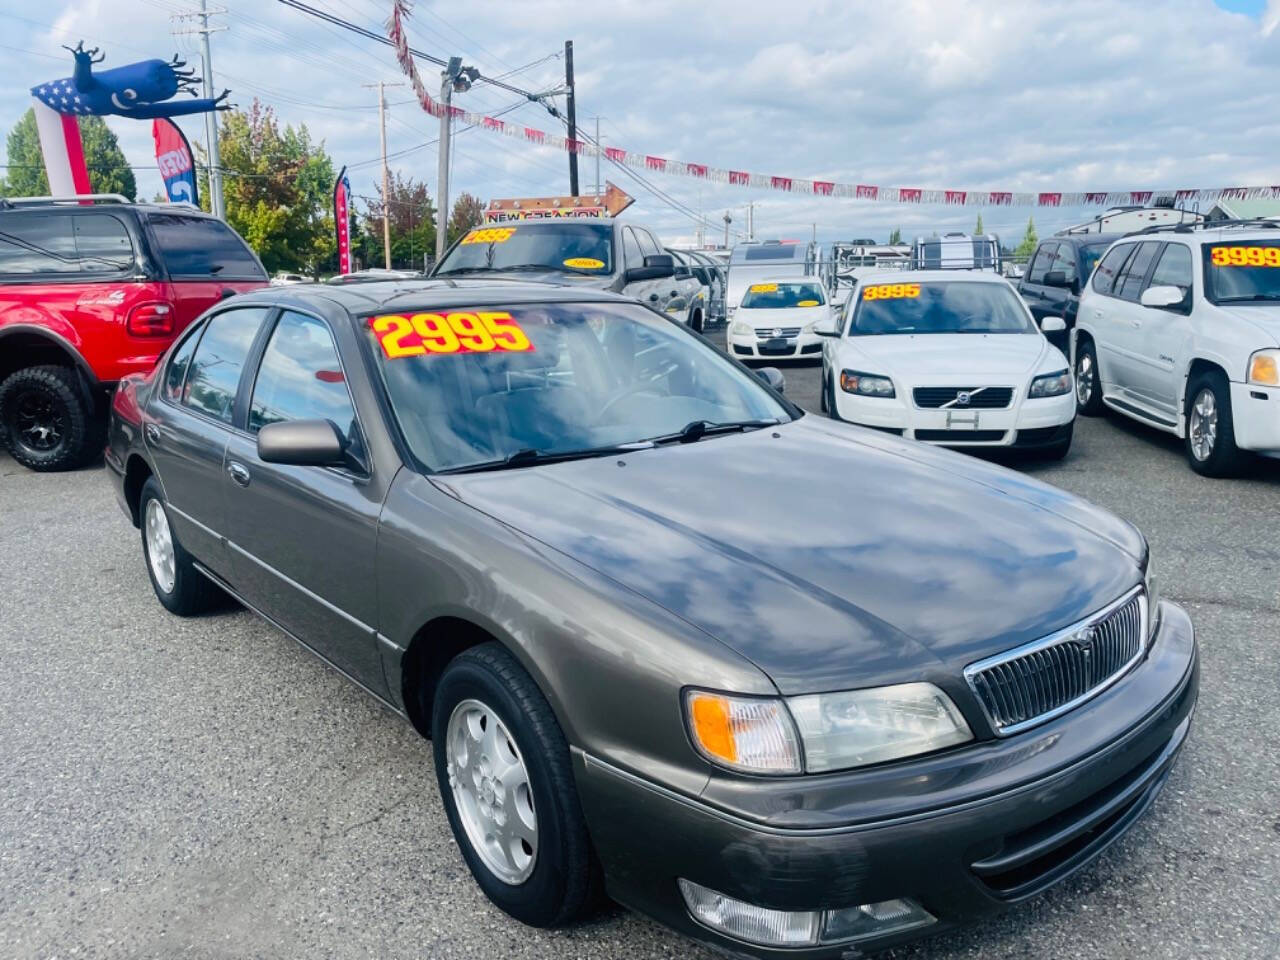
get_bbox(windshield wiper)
[651,418,780,445]
[439,441,655,474]
[1214,294,1280,303]
[434,266,497,276]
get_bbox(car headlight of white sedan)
[839,369,895,398]
[730,320,753,337]
[1028,368,1071,398]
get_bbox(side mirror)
[814,312,841,337]
[257,419,346,466]
[625,254,675,283]
[1042,270,1069,288]
[1140,285,1186,310]
[756,366,785,392]
[1041,316,1067,333]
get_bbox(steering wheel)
[596,379,664,422]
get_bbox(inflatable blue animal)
[31,41,230,119]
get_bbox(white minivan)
[1072,224,1280,475]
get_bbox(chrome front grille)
[756,326,801,339]
[965,587,1147,736]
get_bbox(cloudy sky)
[2,0,1279,247]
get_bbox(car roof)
[241,278,639,315]
[0,201,217,219]
[857,270,1012,284]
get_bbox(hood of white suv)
[1214,304,1280,346]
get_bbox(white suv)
[1073,224,1280,476]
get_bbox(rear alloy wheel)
[432,643,600,927]
[0,365,99,471]
[1185,372,1247,477]
[138,477,224,615]
[1074,340,1105,416]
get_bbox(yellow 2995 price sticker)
[1210,246,1280,267]
[370,311,534,358]
[864,283,921,300]
[461,227,516,245]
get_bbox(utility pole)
[723,211,732,248]
[436,58,477,263]
[593,116,603,197]
[363,80,403,270]
[565,40,578,196]
[170,2,227,219]
[747,202,754,241]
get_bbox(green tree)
[888,227,902,245]
[974,213,984,236]
[1,108,136,199]
[446,191,485,245]
[362,172,435,271]
[196,100,335,276]
[1015,216,1038,258]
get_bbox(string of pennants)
[388,1,1280,209]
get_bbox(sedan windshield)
[740,282,826,308]
[1203,241,1280,303]
[434,222,614,277]
[850,281,1035,335]
[365,301,791,472]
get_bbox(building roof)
[1207,198,1280,220]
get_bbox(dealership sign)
[484,182,635,223]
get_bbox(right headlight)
[788,683,972,772]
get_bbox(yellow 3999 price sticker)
[1210,246,1280,267]
[370,311,534,358]
[461,227,516,245]
[864,283,921,300]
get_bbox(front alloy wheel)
[1183,371,1246,477]
[446,698,539,885]
[1187,387,1217,463]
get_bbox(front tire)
[139,477,223,615]
[0,365,100,471]
[1185,371,1247,477]
[432,643,600,927]
[1074,340,1105,416]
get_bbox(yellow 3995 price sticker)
[1210,246,1280,267]
[461,227,516,245]
[863,283,921,300]
[370,311,534,358]
[748,283,778,293]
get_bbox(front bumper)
[575,601,1197,958]
[1229,381,1280,455]
[833,383,1076,447]
[729,328,824,360]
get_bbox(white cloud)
[1,0,1276,244]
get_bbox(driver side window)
[622,228,643,269]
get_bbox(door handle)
[225,460,251,487]
[144,422,161,446]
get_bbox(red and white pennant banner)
[388,1,1280,209]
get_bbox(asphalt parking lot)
[2,331,1279,960]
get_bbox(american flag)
[31,78,87,115]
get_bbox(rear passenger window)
[181,307,270,423]
[147,214,265,280]
[1148,244,1193,296]
[1115,242,1161,301]
[1092,245,1133,295]
[248,311,360,450]
[163,323,204,401]
[73,215,134,273]
[0,213,80,275]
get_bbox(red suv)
[0,196,268,470]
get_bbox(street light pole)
[435,74,452,264]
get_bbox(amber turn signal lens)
[1249,352,1279,386]
[688,692,737,764]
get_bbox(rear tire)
[1074,340,1105,417]
[139,477,223,615]
[0,365,100,471]
[432,643,601,927]
[1184,371,1247,477]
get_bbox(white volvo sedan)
[819,272,1076,458]
[727,277,830,361]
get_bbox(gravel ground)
[2,330,1278,959]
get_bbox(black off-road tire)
[138,477,223,616]
[1184,370,1248,478]
[432,643,601,927]
[0,365,101,471]
[1074,339,1106,417]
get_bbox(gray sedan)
[105,280,1197,958]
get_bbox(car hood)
[434,268,613,288]
[1216,305,1280,345]
[738,306,828,328]
[840,333,1054,379]
[434,417,1144,694]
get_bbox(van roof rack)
[1131,218,1280,236]
[0,194,132,210]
